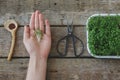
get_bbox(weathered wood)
[0,26,89,57]
[0,58,120,80]
[0,0,120,80]
[0,0,120,25]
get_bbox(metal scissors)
[56,15,84,57]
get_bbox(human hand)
[23,10,51,59]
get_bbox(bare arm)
[26,56,47,80]
[23,10,51,80]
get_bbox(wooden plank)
[0,58,120,80]
[0,26,89,57]
[0,0,120,25]
[0,12,92,26]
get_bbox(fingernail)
[26,25,29,27]
[36,10,39,13]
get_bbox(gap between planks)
[0,25,85,27]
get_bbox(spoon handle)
[7,31,16,61]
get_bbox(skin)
[23,10,51,80]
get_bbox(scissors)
[56,16,84,57]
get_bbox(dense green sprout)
[87,15,120,56]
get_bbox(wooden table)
[0,0,120,80]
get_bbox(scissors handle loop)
[57,34,84,57]
[56,36,68,57]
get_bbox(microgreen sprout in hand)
[35,29,43,41]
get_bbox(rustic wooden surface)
[0,26,88,57]
[0,0,120,80]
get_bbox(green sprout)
[88,15,120,56]
[35,29,43,41]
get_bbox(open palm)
[23,10,51,59]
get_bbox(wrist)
[29,55,47,71]
[30,54,47,62]
[29,51,49,60]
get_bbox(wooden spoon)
[4,20,18,61]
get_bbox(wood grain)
[0,0,120,80]
[0,26,89,57]
[0,0,120,25]
[0,58,120,80]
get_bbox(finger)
[30,29,36,39]
[39,13,44,33]
[35,10,39,29]
[30,13,35,30]
[24,25,30,40]
[45,19,51,36]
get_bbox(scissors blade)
[66,15,74,33]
